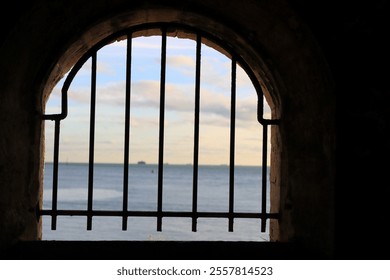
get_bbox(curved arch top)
[43,22,278,125]
[41,7,286,120]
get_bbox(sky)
[44,35,272,166]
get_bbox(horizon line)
[44,161,269,167]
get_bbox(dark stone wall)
[289,0,390,259]
[1,0,387,259]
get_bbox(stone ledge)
[2,240,324,260]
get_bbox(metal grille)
[39,23,280,234]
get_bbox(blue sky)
[44,35,271,166]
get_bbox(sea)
[42,163,270,241]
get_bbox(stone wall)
[8,0,390,258]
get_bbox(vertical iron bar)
[122,32,132,231]
[192,34,202,232]
[87,52,97,230]
[261,124,268,232]
[228,58,237,232]
[157,28,167,231]
[50,119,61,230]
[257,91,264,124]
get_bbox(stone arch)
[40,5,284,239]
[0,0,335,257]
[41,8,281,116]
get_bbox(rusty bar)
[87,52,97,230]
[39,209,279,219]
[122,33,132,231]
[261,124,268,232]
[157,28,167,231]
[50,119,61,230]
[192,34,202,232]
[228,58,237,232]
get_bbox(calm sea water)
[42,163,270,241]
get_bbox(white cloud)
[44,37,273,165]
[49,78,267,126]
[133,40,162,51]
[97,61,116,76]
[167,55,195,68]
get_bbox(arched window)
[40,24,279,241]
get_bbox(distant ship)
[137,161,146,165]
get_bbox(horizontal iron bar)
[38,209,279,220]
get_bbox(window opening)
[41,24,279,241]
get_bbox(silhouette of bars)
[40,23,279,235]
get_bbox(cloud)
[130,115,159,127]
[44,37,274,165]
[97,61,116,76]
[200,58,230,92]
[167,55,195,69]
[236,65,257,92]
[49,78,268,126]
[132,40,162,50]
